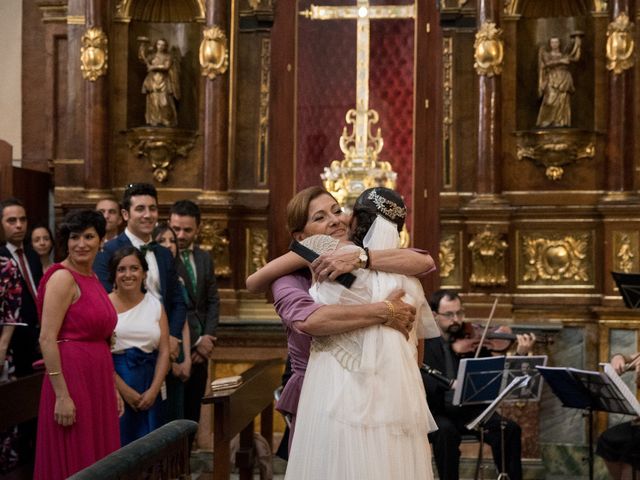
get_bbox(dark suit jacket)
[176,245,219,347]
[93,233,186,338]
[0,244,43,375]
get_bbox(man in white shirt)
[94,183,186,360]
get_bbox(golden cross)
[301,1,414,166]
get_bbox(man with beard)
[423,290,532,480]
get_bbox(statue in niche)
[138,37,181,127]
[536,34,582,128]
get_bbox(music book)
[452,356,506,406]
[537,364,640,416]
[502,355,548,402]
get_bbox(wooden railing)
[202,358,282,480]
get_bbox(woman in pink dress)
[34,210,122,479]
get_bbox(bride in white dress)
[248,187,437,479]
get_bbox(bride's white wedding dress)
[285,217,438,480]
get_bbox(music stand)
[452,356,506,406]
[611,271,640,309]
[537,364,640,480]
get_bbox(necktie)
[15,248,37,301]
[139,241,157,256]
[180,250,197,290]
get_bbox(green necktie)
[181,250,197,291]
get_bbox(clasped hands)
[311,249,361,282]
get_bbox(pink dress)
[34,264,120,479]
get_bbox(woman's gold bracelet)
[383,300,395,325]
[47,371,61,377]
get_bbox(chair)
[273,385,291,428]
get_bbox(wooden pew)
[0,372,43,431]
[68,420,198,480]
[202,358,282,480]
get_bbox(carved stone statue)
[536,34,582,128]
[138,37,180,127]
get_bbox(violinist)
[422,290,534,480]
[596,351,640,480]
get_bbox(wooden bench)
[0,372,43,431]
[202,358,282,480]
[68,420,198,480]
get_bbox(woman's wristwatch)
[356,247,370,269]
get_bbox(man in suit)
[423,289,527,480]
[96,197,123,242]
[93,183,185,360]
[0,197,43,377]
[169,199,219,423]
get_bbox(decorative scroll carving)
[474,22,503,77]
[126,128,197,183]
[468,229,508,286]
[439,235,456,279]
[613,231,639,273]
[606,13,635,75]
[199,220,232,278]
[515,129,596,181]
[247,228,268,276]
[521,233,591,284]
[80,27,108,81]
[199,26,229,80]
[442,37,454,188]
[258,38,271,185]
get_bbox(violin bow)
[474,298,499,359]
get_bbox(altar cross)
[301,1,415,165]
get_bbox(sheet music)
[601,363,640,417]
[466,375,531,431]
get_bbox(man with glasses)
[423,289,529,480]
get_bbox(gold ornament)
[199,26,229,80]
[606,13,635,74]
[474,22,503,77]
[80,27,108,81]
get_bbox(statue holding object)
[138,37,181,127]
[536,33,583,128]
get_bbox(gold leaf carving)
[199,25,229,80]
[614,231,638,273]
[199,220,231,278]
[80,27,108,81]
[522,233,590,283]
[468,229,508,286]
[439,236,456,279]
[474,22,503,77]
[247,228,268,276]
[606,13,635,75]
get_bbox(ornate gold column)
[82,0,109,194]
[604,0,635,196]
[473,0,503,200]
[202,0,230,194]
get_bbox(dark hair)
[350,187,407,246]
[152,222,178,258]
[108,246,149,292]
[29,223,54,255]
[122,183,158,212]
[0,197,25,219]
[286,186,334,235]
[57,210,106,257]
[170,199,201,225]
[429,289,461,313]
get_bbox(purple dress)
[34,264,120,480]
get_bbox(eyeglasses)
[436,310,465,320]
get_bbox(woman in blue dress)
[109,246,170,445]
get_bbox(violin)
[450,322,553,354]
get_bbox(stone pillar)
[605,0,635,195]
[83,0,109,192]
[474,0,502,198]
[202,0,230,193]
